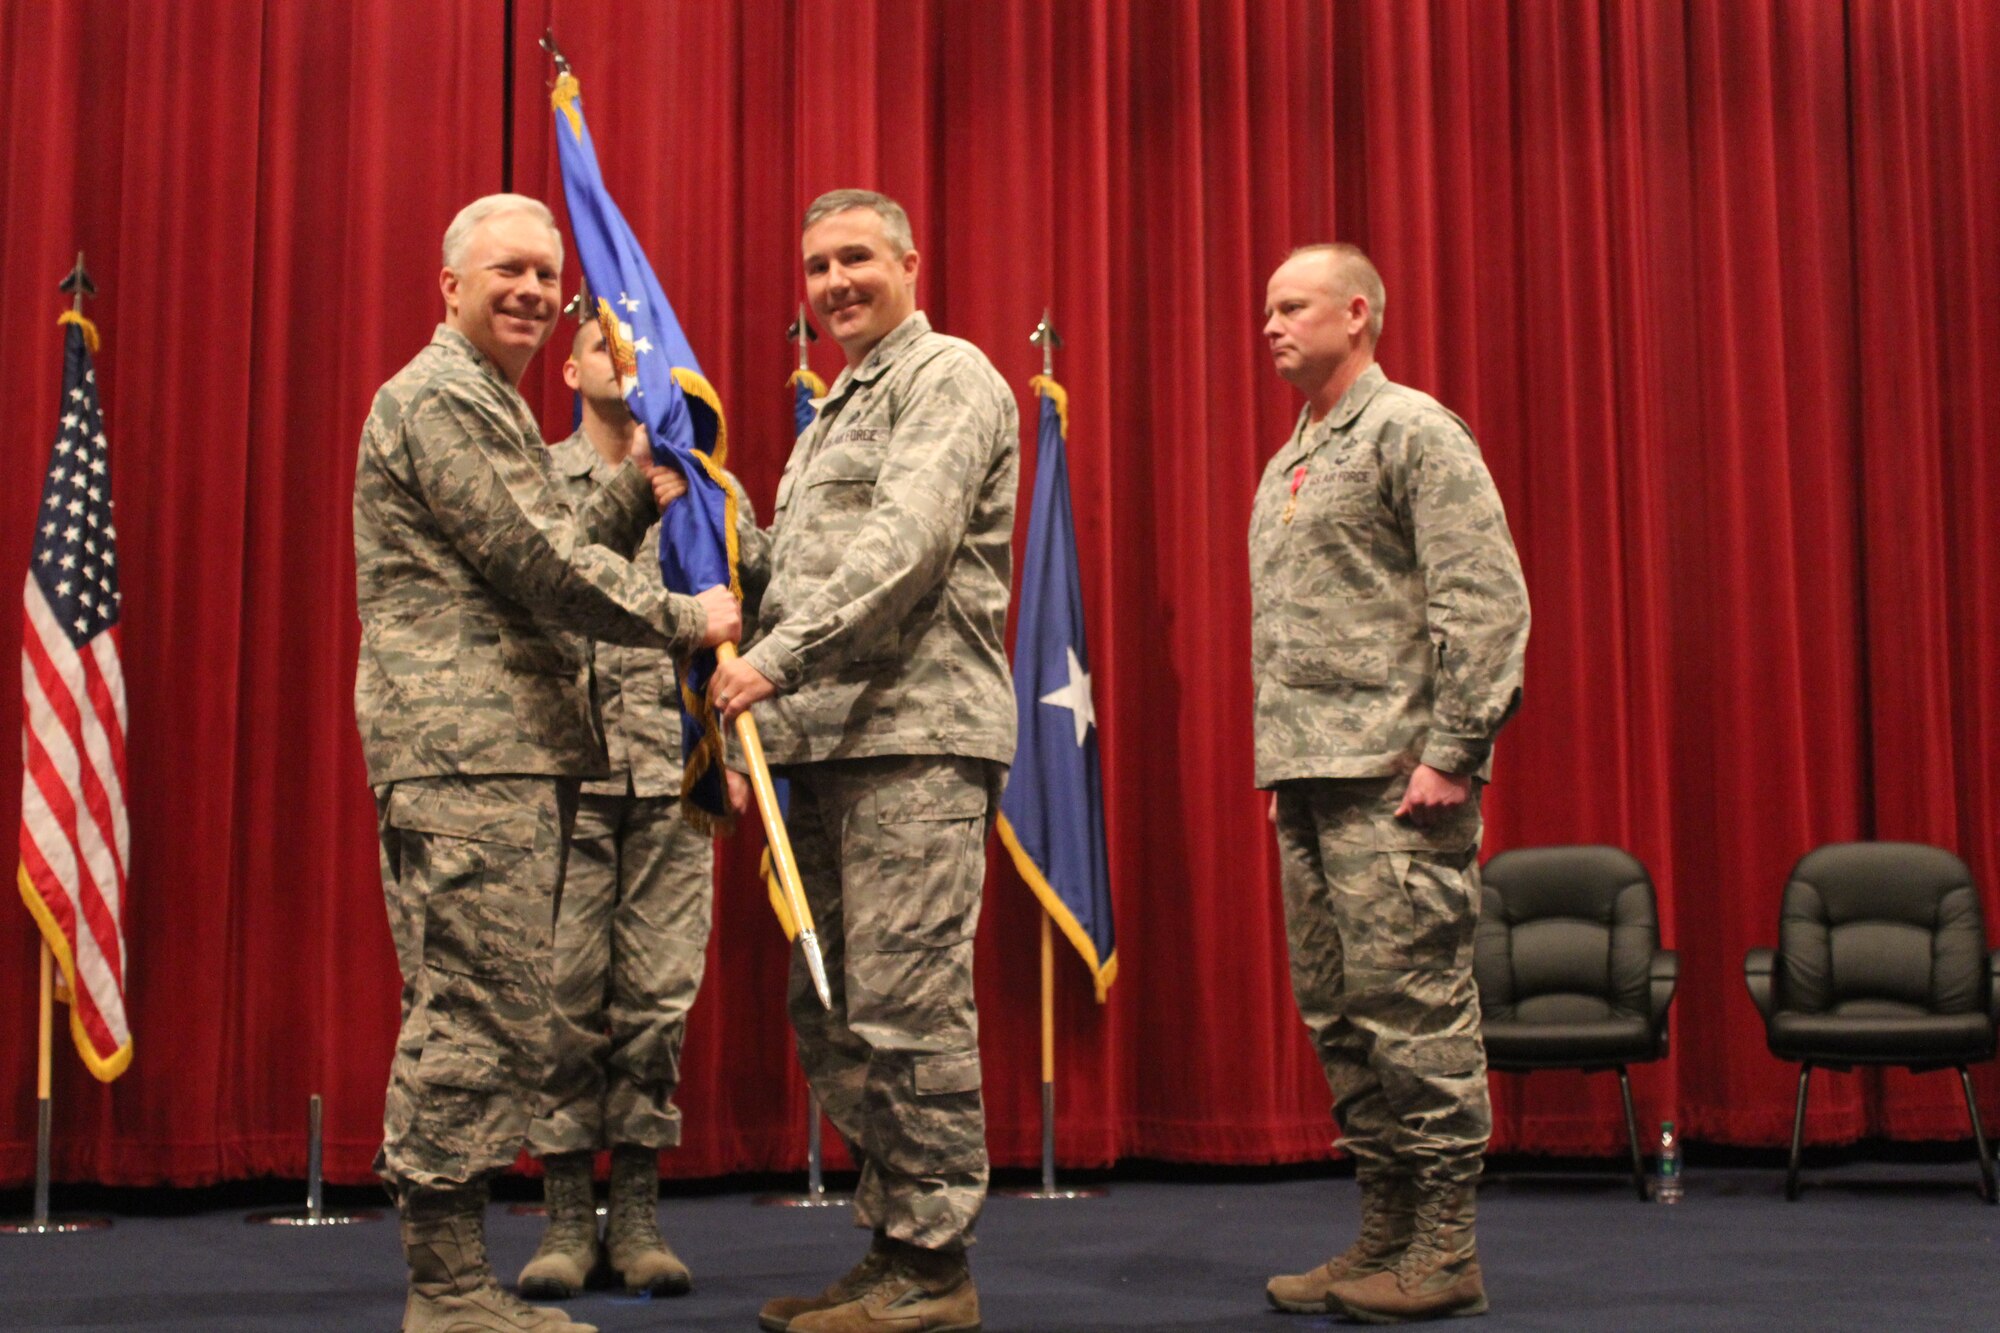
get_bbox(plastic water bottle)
[1654,1120,1684,1204]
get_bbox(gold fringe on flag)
[57,311,100,354]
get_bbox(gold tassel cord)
[1030,374,1069,437]
[551,70,583,140]
[57,311,100,354]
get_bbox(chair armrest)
[1649,950,1680,1026]
[1745,948,1775,1020]
[1989,949,2000,1027]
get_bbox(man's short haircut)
[1289,242,1385,345]
[802,189,915,256]
[443,194,564,272]
[570,316,602,359]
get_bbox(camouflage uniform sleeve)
[1391,415,1530,775]
[742,350,1005,692]
[404,380,708,655]
[574,464,658,560]
[726,472,769,633]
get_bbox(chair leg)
[1957,1066,1996,1205]
[1786,1065,1811,1201]
[1617,1067,1645,1201]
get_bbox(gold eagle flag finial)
[57,251,101,353]
[543,31,583,139]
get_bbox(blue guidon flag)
[551,64,737,827]
[996,377,1116,1000]
[761,362,826,939]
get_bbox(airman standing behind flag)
[707,189,1018,1333]
[1254,244,1528,1324]
[516,317,764,1304]
[353,193,740,1333]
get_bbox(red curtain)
[2,0,1996,1187]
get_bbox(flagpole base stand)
[994,1186,1107,1201]
[0,1215,112,1234]
[244,1097,381,1226]
[244,1207,381,1227]
[753,1189,852,1209]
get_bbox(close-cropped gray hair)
[802,189,915,256]
[442,194,564,271]
[1288,242,1385,345]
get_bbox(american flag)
[17,315,131,1081]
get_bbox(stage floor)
[1,1162,1996,1330]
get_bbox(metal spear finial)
[1029,308,1062,377]
[59,252,96,315]
[540,30,572,80]
[787,303,818,372]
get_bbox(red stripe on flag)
[19,807,121,1058]
[18,826,79,942]
[21,608,126,898]
[22,708,125,999]
[21,605,128,993]
[74,637,129,885]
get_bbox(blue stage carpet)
[1,1161,1996,1330]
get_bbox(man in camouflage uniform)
[707,189,1017,1333]
[517,318,764,1302]
[1253,244,1529,1324]
[353,193,741,1333]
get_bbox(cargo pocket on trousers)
[866,786,988,952]
[419,965,547,1097]
[1390,851,1479,971]
[1343,851,1476,973]
[389,785,544,985]
[1402,1034,1485,1079]
[876,1050,986,1177]
[416,1029,509,1095]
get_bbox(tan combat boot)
[402,1185,598,1333]
[757,1231,894,1332]
[1266,1175,1413,1313]
[788,1239,979,1333]
[1326,1180,1487,1323]
[603,1144,691,1296]
[517,1153,602,1300]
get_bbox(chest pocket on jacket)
[793,448,882,581]
[1296,450,1384,525]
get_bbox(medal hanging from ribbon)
[1282,464,1308,525]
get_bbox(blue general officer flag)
[996,377,1116,1000]
[551,68,738,824]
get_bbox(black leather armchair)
[1744,841,2000,1202]
[1475,846,1679,1199]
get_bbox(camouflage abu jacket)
[739,312,1018,768]
[353,326,706,788]
[1248,363,1529,789]
[549,432,766,799]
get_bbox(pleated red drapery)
[1,0,1996,1186]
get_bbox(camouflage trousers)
[374,774,579,1193]
[1273,775,1490,1191]
[783,753,1002,1251]
[527,788,714,1156]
